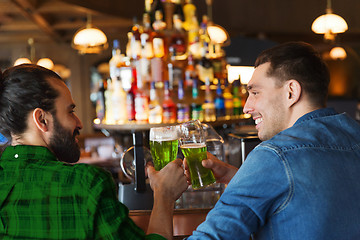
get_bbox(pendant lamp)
[72,13,108,54]
[311,0,348,41]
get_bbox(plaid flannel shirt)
[0,145,164,240]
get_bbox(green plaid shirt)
[0,145,165,240]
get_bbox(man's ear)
[32,108,50,132]
[286,80,302,107]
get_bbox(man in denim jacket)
[187,42,360,239]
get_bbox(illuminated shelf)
[93,117,253,132]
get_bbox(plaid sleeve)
[87,167,166,240]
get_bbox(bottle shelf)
[94,116,252,132]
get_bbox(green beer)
[181,143,216,189]
[150,139,178,171]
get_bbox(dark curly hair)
[0,64,61,140]
[255,41,330,107]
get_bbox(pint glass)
[179,120,216,189]
[149,125,179,171]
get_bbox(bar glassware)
[179,120,216,189]
[149,125,179,171]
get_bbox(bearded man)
[0,64,188,239]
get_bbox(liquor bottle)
[183,0,197,31]
[199,15,211,50]
[152,0,165,25]
[134,71,149,123]
[95,79,106,122]
[184,54,196,96]
[126,67,137,121]
[223,78,233,120]
[151,10,166,83]
[144,0,152,14]
[197,41,214,83]
[202,77,216,122]
[240,81,248,109]
[105,78,115,124]
[212,53,226,79]
[109,39,123,82]
[214,79,225,118]
[191,77,204,121]
[177,79,190,123]
[139,13,153,85]
[112,77,128,124]
[169,14,187,59]
[120,56,133,93]
[126,32,132,58]
[141,13,154,59]
[152,10,167,58]
[167,46,183,90]
[148,81,163,124]
[162,80,177,123]
[130,17,142,61]
[232,76,242,117]
[187,16,200,58]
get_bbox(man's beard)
[49,116,81,163]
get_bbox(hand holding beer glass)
[149,125,179,171]
[179,120,216,189]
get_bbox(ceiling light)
[72,13,108,54]
[14,38,54,70]
[37,58,54,70]
[207,25,229,45]
[329,46,347,60]
[311,0,348,41]
[14,57,31,66]
[205,0,230,46]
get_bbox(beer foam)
[180,143,206,148]
[150,127,178,141]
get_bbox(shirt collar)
[1,145,58,162]
[294,108,338,126]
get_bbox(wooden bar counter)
[130,208,211,238]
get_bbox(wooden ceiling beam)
[10,0,63,42]
[59,0,144,19]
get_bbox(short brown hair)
[255,41,330,107]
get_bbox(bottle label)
[139,58,151,83]
[96,93,105,121]
[177,107,190,122]
[120,67,133,92]
[131,40,142,59]
[153,38,165,58]
[149,106,163,124]
[112,93,127,123]
[151,58,163,82]
[192,109,204,121]
[163,107,176,123]
[135,96,149,121]
[126,94,135,121]
[173,67,183,88]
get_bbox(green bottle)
[233,75,242,117]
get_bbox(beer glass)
[149,125,179,171]
[179,120,216,189]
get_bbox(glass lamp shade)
[72,26,108,54]
[207,25,229,45]
[329,46,347,60]
[14,57,31,66]
[37,58,54,70]
[311,13,348,34]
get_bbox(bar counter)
[130,208,211,238]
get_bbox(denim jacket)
[188,108,360,240]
